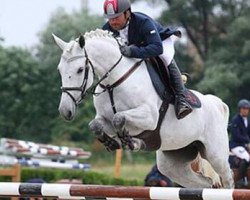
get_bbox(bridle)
[60,45,123,106]
[60,39,143,110]
[60,47,95,106]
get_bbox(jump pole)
[0,183,250,200]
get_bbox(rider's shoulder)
[132,12,154,22]
[231,114,242,123]
[131,12,158,30]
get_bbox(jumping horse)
[53,29,234,188]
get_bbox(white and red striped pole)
[0,183,250,200]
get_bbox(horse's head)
[53,34,94,121]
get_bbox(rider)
[102,0,192,119]
[229,99,250,186]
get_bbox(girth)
[135,99,169,151]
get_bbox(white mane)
[81,29,124,46]
[62,29,121,60]
[84,29,113,39]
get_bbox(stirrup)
[176,106,192,119]
[175,99,192,119]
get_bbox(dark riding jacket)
[102,12,180,59]
[229,114,250,149]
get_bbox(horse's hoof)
[96,132,121,151]
[212,182,222,188]
[113,113,125,130]
[102,134,121,152]
[131,138,146,152]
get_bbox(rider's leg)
[159,37,192,119]
[237,159,249,185]
[168,60,193,119]
[231,146,250,186]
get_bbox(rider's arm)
[230,119,250,144]
[129,19,163,59]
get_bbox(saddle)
[145,57,201,108]
[134,58,201,151]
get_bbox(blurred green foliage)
[0,8,103,143]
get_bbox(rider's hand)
[120,45,133,57]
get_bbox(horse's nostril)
[67,111,72,119]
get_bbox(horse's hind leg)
[157,150,213,188]
[203,145,234,188]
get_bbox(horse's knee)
[112,113,126,130]
[89,119,104,134]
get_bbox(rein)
[100,60,143,113]
[61,38,143,109]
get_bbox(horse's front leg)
[89,117,121,151]
[112,104,158,151]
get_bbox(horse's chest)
[96,93,136,115]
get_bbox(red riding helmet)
[104,0,131,19]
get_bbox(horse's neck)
[86,38,137,84]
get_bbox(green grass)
[91,162,153,183]
[88,149,156,184]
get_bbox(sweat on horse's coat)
[53,29,234,188]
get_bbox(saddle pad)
[184,89,201,108]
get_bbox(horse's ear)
[52,33,67,50]
[79,34,85,48]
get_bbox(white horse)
[53,29,234,188]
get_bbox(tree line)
[0,1,249,144]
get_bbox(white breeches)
[159,37,175,67]
[231,146,250,162]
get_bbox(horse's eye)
[77,67,84,74]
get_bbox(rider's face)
[240,107,249,117]
[108,12,129,31]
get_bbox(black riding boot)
[236,159,249,187]
[168,60,192,119]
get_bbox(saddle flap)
[145,58,174,103]
[184,89,201,108]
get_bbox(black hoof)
[118,129,135,151]
[96,132,121,152]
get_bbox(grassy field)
[92,162,153,183]
[88,149,156,184]
[54,141,157,184]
